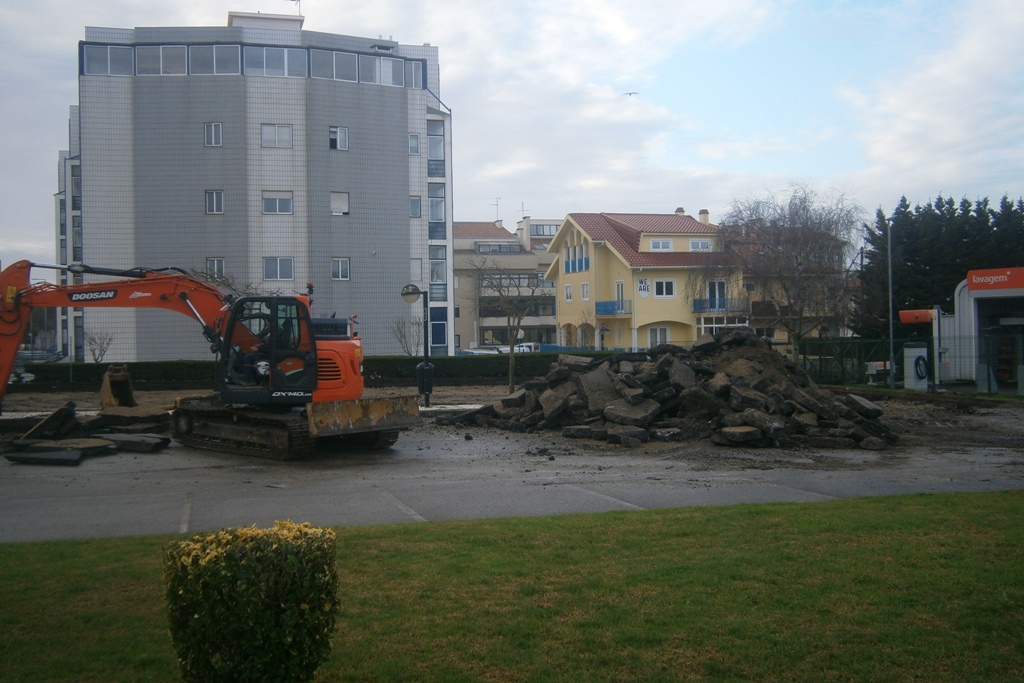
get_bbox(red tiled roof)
[453,221,516,239]
[567,213,733,268]
[602,213,718,235]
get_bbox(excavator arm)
[0,260,232,410]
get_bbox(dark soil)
[4,384,1024,469]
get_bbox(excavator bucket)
[307,395,421,438]
[99,364,138,408]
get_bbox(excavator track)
[172,395,315,461]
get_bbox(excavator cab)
[219,296,317,406]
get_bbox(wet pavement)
[2,415,1022,542]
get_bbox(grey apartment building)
[55,11,453,363]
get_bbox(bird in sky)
[622,91,638,96]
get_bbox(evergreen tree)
[852,194,1024,338]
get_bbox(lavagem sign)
[966,267,1024,291]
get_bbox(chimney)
[674,207,686,216]
[698,209,710,225]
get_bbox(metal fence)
[484,331,1022,395]
[798,332,1022,394]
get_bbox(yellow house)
[545,209,746,350]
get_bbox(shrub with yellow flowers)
[164,520,339,683]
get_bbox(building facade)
[545,209,744,350]
[54,12,453,362]
[452,218,557,351]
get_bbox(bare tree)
[83,329,114,363]
[718,184,862,358]
[389,315,423,356]
[576,309,595,348]
[469,256,548,393]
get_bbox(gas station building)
[938,267,1024,392]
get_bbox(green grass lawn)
[1,491,1022,682]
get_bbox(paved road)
[2,421,1023,542]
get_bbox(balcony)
[595,300,631,315]
[692,298,750,314]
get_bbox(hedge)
[164,521,339,683]
[19,351,613,390]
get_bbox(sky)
[1,0,1022,269]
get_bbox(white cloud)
[840,0,1024,209]
[1,0,1021,269]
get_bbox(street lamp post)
[887,218,896,389]
[401,284,433,406]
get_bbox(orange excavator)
[0,260,420,459]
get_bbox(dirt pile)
[445,328,897,450]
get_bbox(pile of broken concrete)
[2,401,172,466]
[445,328,895,450]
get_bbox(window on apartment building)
[650,239,672,251]
[406,60,424,88]
[261,124,292,148]
[428,184,445,222]
[477,243,521,255]
[329,126,348,150]
[330,192,350,215]
[429,307,447,346]
[649,327,668,346]
[581,283,590,301]
[654,280,675,298]
[263,257,294,281]
[707,280,727,309]
[359,54,379,83]
[409,133,420,155]
[71,216,83,261]
[136,45,187,75]
[310,49,359,81]
[429,246,446,284]
[690,239,712,252]
[427,120,445,177]
[335,52,358,81]
[564,284,573,302]
[427,120,444,159]
[409,196,421,218]
[331,257,350,280]
[83,45,134,76]
[309,49,332,78]
[206,257,225,279]
[244,46,306,77]
[530,223,559,237]
[70,165,82,210]
[381,57,405,86]
[204,122,222,147]
[262,191,293,215]
[189,45,241,75]
[205,190,224,215]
